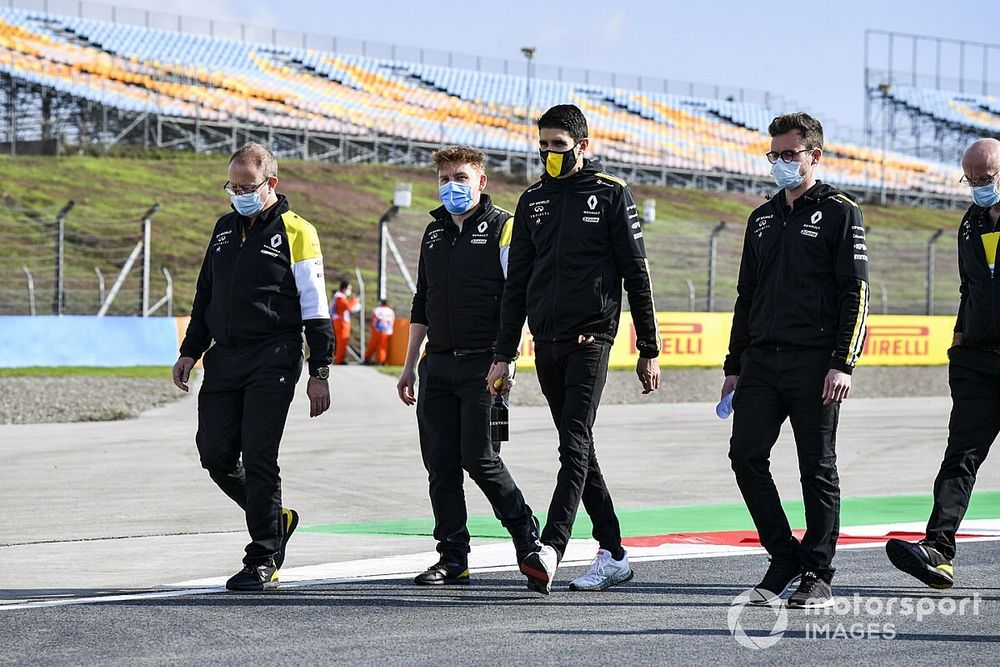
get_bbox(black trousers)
[729,346,841,574]
[534,338,622,560]
[925,346,1000,560]
[196,339,301,565]
[416,352,535,563]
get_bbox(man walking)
[886,138,1000,589]
[487,104,661,594]
[723,113,870,609]
[172,143,333,591]
[397,146,540,586]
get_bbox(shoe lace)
[586,551,612,577]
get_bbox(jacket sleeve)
[287,218,333,373]
[955,228,968,334]
[410,244,429,326]
[611,184,660,358]
[830,201,870,375]
[723,217,756,376]
[494,196,533,362]
[178,235,215,361]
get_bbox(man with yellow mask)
[487,104,661,594]
[886,138,1000,589]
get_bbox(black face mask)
[539,142,580,178]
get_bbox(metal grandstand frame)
[0,3,971,208]
[864,30,1000,180]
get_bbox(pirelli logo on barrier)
[630,322,705,356]
[508,313,955,369]
[863,325,930,358]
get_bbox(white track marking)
[4,521,999,611]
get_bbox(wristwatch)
[312,366,330,380]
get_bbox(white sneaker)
[569,549,635,591]
[519,544,558,595]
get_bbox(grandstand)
[865,30,1000,167]
[0,5,972,208]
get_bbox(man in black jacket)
[886,138,1000,589]
[487,104,661,594]
[172,143,333,591]
[723,113,870,609]
[396,146,540,587]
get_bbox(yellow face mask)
[540,143,580,178]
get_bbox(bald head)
[962,138,1000,178]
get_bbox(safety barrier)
[0,313,957,368]
[510,313,957,370]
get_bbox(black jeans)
[196,339,301,565]
[534,338,622,560]
[416,352,535,563]
[925,346,1000,560]
[729,346,841,575]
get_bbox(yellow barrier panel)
[511,313,957,369]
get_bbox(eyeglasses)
[959,170,999,188]
[223,179,267,196]
[765,149,812,164]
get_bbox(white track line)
[4,521,999,611]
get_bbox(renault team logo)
[270,234,282,248]
[587,195,598,210]
[728,589,787,650]
[477,221,489,233]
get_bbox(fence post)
[355,266,365,357]
[162,266,173,317]
[706,221,726,312]
[878,281,888,315]
[685,279,696,312]
[52,200,75,316]
[95,267,105,312]
[140,204,160,317]
[22,265,35,316]
[926,229,943,315]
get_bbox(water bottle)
[490,395,509,443]
[716,391,734,419]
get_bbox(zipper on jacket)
[447,221,459,350]
[768,205,788,343]
[226,218,252,342]
[550,192,567,341]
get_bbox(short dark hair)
[768,112,824,150]
[537,104,589,143]
[338,280,350,290]
[378,299,389,306]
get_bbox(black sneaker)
[514,515,543,562]
[226,559,279,591]
[748,555,802,605]
[275,508,299,570]
[886,538,954,589]
[413,560,470,586]
[787,571,834,609]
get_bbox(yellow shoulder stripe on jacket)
[834,194,859,209]
[499,216,514,247]
[595,172,628,187]
[282,211,322,264]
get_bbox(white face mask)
[771,158,806,190]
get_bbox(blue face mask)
[972,183,1000,208]
[439,181,475,215]
[231,190,265,217]
[771,158,806,190]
